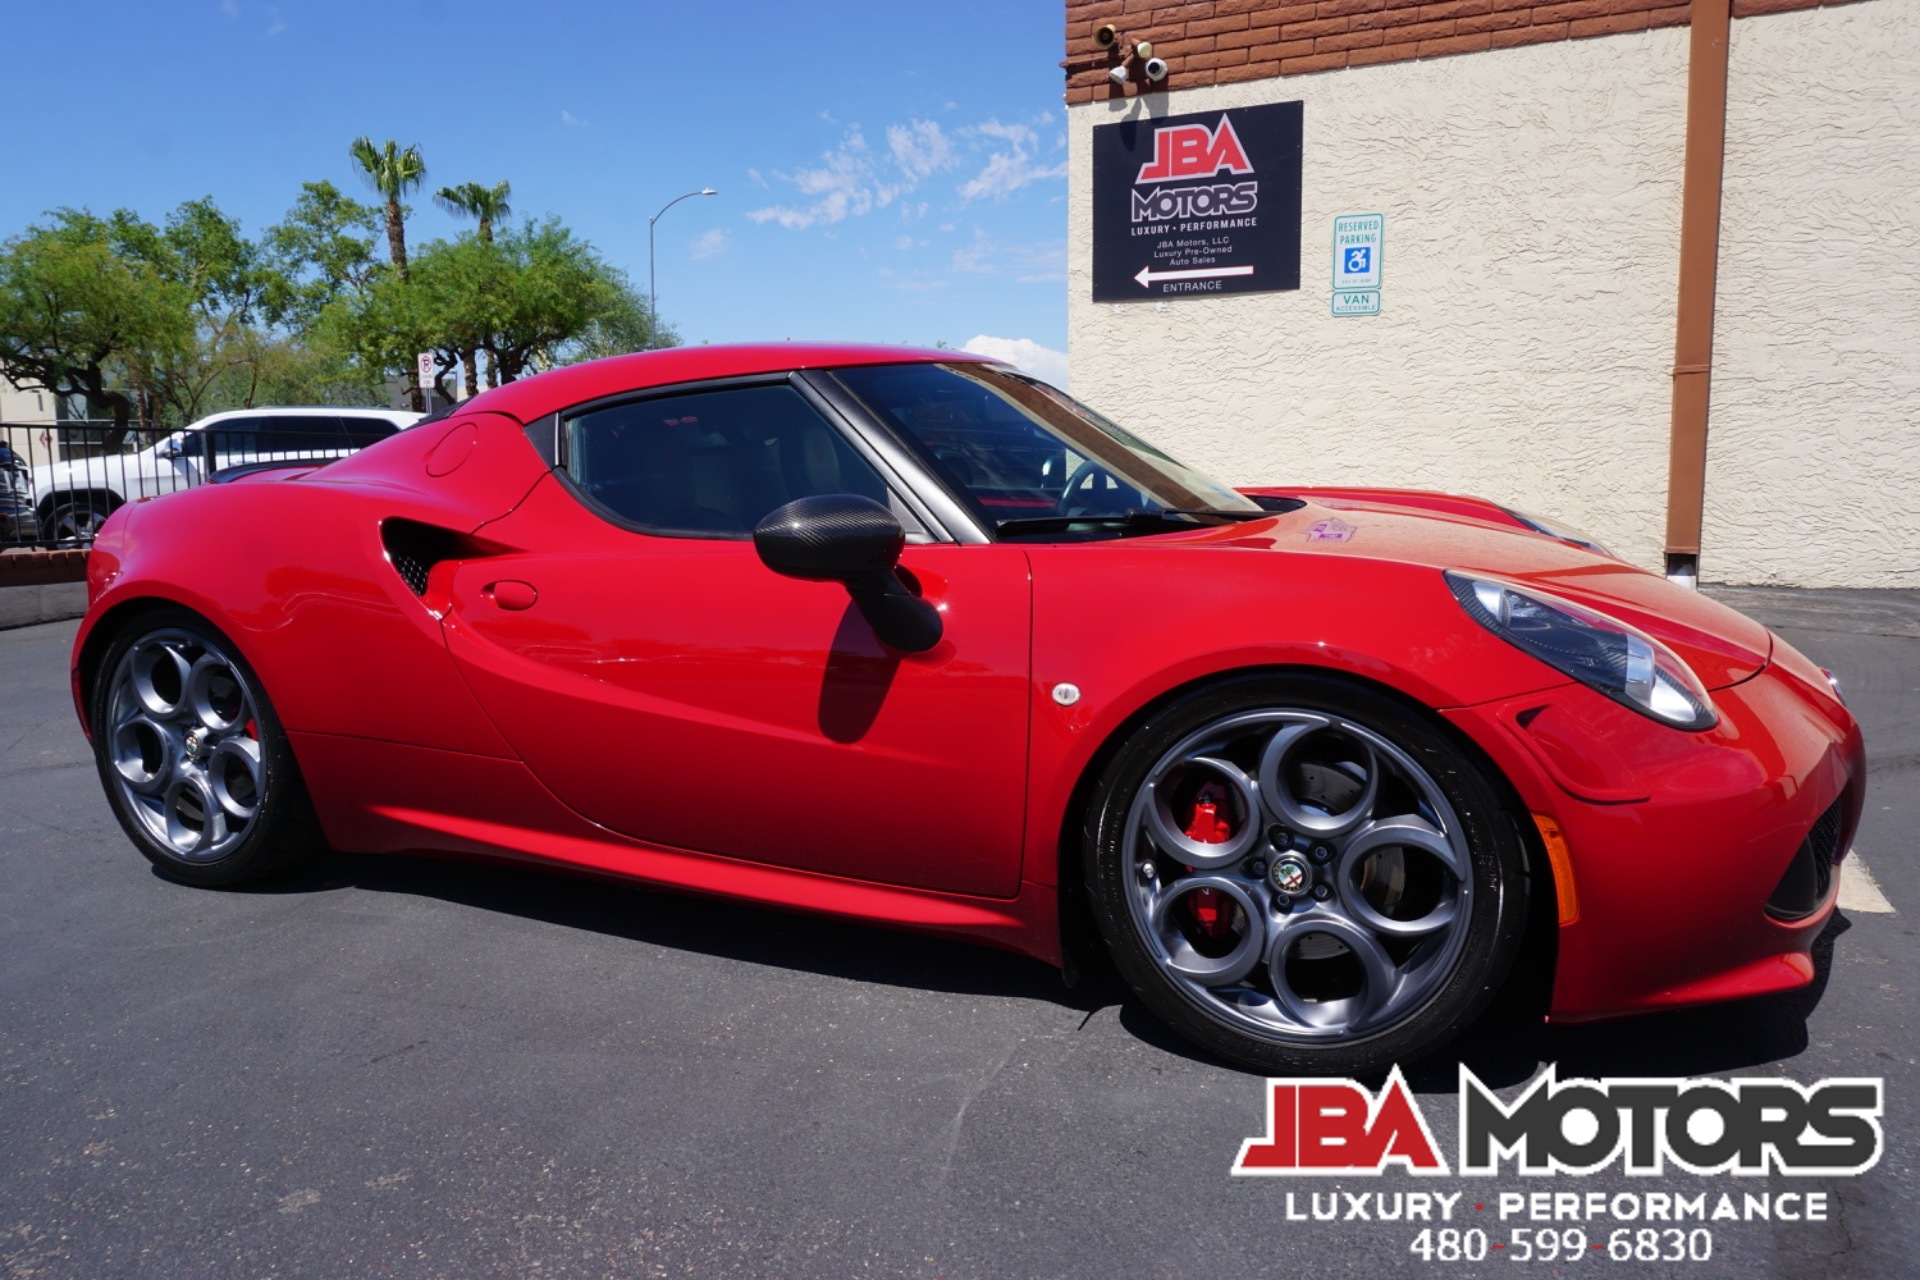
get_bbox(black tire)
[89,606,325,887]
[1083,671,1528,1075]
[48,493,118,547]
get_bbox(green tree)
[434,180,512,244]
[0,209,193,431]
[336,218,645,402]
[348,137,427,410]
[108,197,288,425]
[433,179,513,393]
[347,137,427,278]
[568,274,673,363]
[262,180,383,332]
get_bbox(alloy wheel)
[103,629,266,863]
[1123,708,1475,1042]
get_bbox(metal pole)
[645,189,717,351]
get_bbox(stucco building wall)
[1064,1,1915,586]
[1704,1,1920,587]
[1067,29,1691,571]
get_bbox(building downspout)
[1664,0,1734,587]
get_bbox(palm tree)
[433,181,513,400]
[348,137,427,280]
[434,180,512,244]
[349,137,427,410]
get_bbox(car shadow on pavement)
[216,849,1852,1081]
[233,848,1102,1008]
[1401,912,1851,1093]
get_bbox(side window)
[262,415,345,456]
[200,417,262,462]
[336,416,399,449]
[563,383,908,538]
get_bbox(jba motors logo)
[1132,115,1258,224]
[1233,1067,1884,1177]
[1136,115,1253,182]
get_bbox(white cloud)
[263,4,284,34]
[886,119,955,180]
[561,110,589,128]
[962,336,1069,391]
[958,118,1065,202]
[747,127,909,230]
[751,113,1063,231]
[220,0,240,17]
[747,167,768,188]
[690,228,730,259]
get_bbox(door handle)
[482,580,538,611]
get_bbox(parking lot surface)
[1,588,1915,1278]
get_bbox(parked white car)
[28,407,422,544]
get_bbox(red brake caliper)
[1184,783,1235,939]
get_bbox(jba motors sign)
[1091,101,1303,302]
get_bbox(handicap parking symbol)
[1343,247,1371,276]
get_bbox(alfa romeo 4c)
[73,345,1864,1073]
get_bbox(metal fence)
[1,416,396,549]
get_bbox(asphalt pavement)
[1,588,1914,1279]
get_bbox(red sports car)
[71,345,1865,1073]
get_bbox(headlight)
[1499,506,1614,558]
[1446,571,1717,731]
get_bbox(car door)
[440,376,1034,898]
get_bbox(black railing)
[1,418,384,549]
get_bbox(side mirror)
[156,442,184,462]
[754,494,943,653]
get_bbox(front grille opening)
[1765,794,1848,922]
[380,518,480,597]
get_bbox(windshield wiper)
[994,507,1271,536]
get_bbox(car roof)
[185,407,422,428]
[460,343,994,423]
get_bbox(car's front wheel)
[47,494,119,547]
[1084,673,1528,1075]
[90,607,324,886]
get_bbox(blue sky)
[3,1,1070,376]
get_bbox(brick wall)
[1062,0,1866,102]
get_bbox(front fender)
[1019,540,1573,890]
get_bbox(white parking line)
[1839,852,1895,914]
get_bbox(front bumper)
[1447,655,1864,1022]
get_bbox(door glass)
[261,415,344,459]
[199,418,261,464]
[563,383,905,538]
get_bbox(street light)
[648,188,717,350]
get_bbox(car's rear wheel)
[90,608,324,886]
[1084,672,1527,1075]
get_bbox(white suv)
[28,406,421,544]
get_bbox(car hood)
[1199,491,1772,690]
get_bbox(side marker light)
[1531,814,1580,926]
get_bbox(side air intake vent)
[1765,794,1847,922]
[380,519,473,596]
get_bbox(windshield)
[831,362,1262,538]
